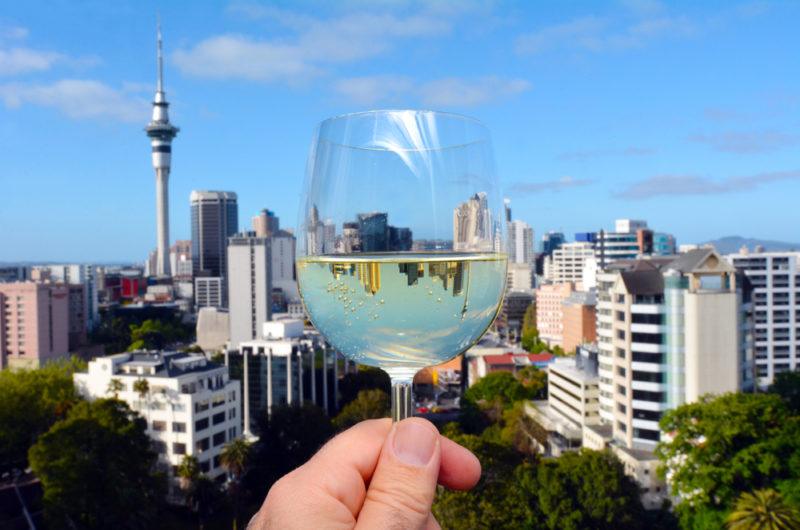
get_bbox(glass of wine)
[296,110,507,421]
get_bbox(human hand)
[248,417,481,529]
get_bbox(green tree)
[245,403,334,501]
[656,393,800,527]
[28,399,164,529]
[176,454,200,492]
[726,489,800,530]
[433,432,542,529]
[522,302,537,334]
[338,366,391,407]
[532,449,646,530]
[185,475,223,530]
[521,328,547,353]
[515,365,548,399]
[220,438,253,530]
[106,377,124,398]
[0,358,83,473]
[333,389,389,430]
[463,371,536,424]
[769,370,800,414]
[128,319,173,350]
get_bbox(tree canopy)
[28,398,164,529]
[656,392,800,528]
[769,370,800,415]
[338,366,391,408]
[0,358,83,474]
[332,388,389,430]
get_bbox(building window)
[212,431,226,447]
[195,400,209,413]
[616,330,626,340]
[616,294,625,304]
[616,348,626,359]
[195,418,209,432]
[152,441,167,454]
[172,422,186,433]
[200,460,210,473]
[617,421,627,433]
[196,438,210,453]
[617,385,627,396]
[228,426,237,440]
[152,420,166,432]
[228,407,236,420]
[615,311,625,321]
[617,403,627,414]
[617,366,626,377]
[173,443,186,455]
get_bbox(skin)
[248,418,481,529]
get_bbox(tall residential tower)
[145,24,179,277]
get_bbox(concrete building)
[527,346,600,456]
[453,192,493,252]
[271,229,299,304]
[234,320,336,434]
[0,266,29,283]
[541,231,565,256]
[196,307,230,352]
[0,282,69,369]
[145,25,179,278]
[499,290,534,340]
[195,277,224,310]
[228,232,272,348]
[562,290,597,354]
[191,190,238,307]
[506,262,534,293]
[66,284,88,349]
[508,220,534,265]
[252,209,279,238]
[726,251,800,386]
[595,220,676,268]
[34,264,99,330]
[591,249,753,508]
[535,282,576,348]
[545,241,595,284]
[74,352,240,495]
[170,240,193,280]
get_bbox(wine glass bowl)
[296,110,507,420]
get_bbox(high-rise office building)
[535,282,576,348]
[170,240,193,280]
[34,264,99,330]
[0,282,69,369]
[508,220,534,265]
[544,241,595,284]
[252,209,279,238]
[454,192,493,252]
[191,191,238,307]
[541,231,566,256]
[145,25,179,277]
[271,229,298,303]
[727,251,800,386]
[228,232,272,348]
[595,220,676,267]
[586,249,753,508]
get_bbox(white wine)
[297,253,507,373]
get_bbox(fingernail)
[393,420,437,467]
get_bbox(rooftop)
[483,352,554,367]
[109,351,223,378]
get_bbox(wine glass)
[296,110,507,421]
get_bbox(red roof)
[483,352,554,366]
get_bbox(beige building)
[535,282,575,347]
[506,262,534,292]
[545,241,595,284]
[0,282,70,369]
[593,248,753,508]
[562,290,597,354]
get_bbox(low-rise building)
[562,290,597,354]
[73,351,241,498]
[535,282,576,347]
[469,352,554,384]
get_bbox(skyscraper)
[508,220,534,264]
[252,209,279,238]
[228,232,272,348]
[145,24,179,277]
[191,191,238,307]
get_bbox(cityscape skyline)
[1,1,799,262]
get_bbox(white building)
[195,277,224,309]
[235,320,337,435]
[508,220,534,265]
[271,230,299,302]
[74,352,241,497]
[545,241,595,284]
[506,262,534,292]
[726,251,800,386]
[592,249,753,508]
[228,233,272,348]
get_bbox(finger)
[298,418,392,516]
[439,435,481,490]
[356,418,442,530]
[425,512,442,530]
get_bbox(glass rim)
[315,109,489,152]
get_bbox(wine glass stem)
[391,379,413,422]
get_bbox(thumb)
[355,418,441,529]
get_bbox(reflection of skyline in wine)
[327,258,466,299]
[304,190,501,255]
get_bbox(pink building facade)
[535,282,576,348]
[0,282,69,369]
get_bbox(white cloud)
[515,12,695,55]
[1,25,29,40]
[0,47,64,76]
[616,170,800,198]
[333,75,531,107]
[508,176,594,195]
[690,131,798,153]
[0,79,149,122]
[173,11,449,83]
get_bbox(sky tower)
[145,23,179,277]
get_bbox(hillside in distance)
[703,236,800,254]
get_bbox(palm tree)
[726,489,800,530]
[106,378,124,398]
[176,454,200,493]
[219,438,253,530]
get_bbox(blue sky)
[0,0,798,262]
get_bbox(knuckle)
[366,476,432,524]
